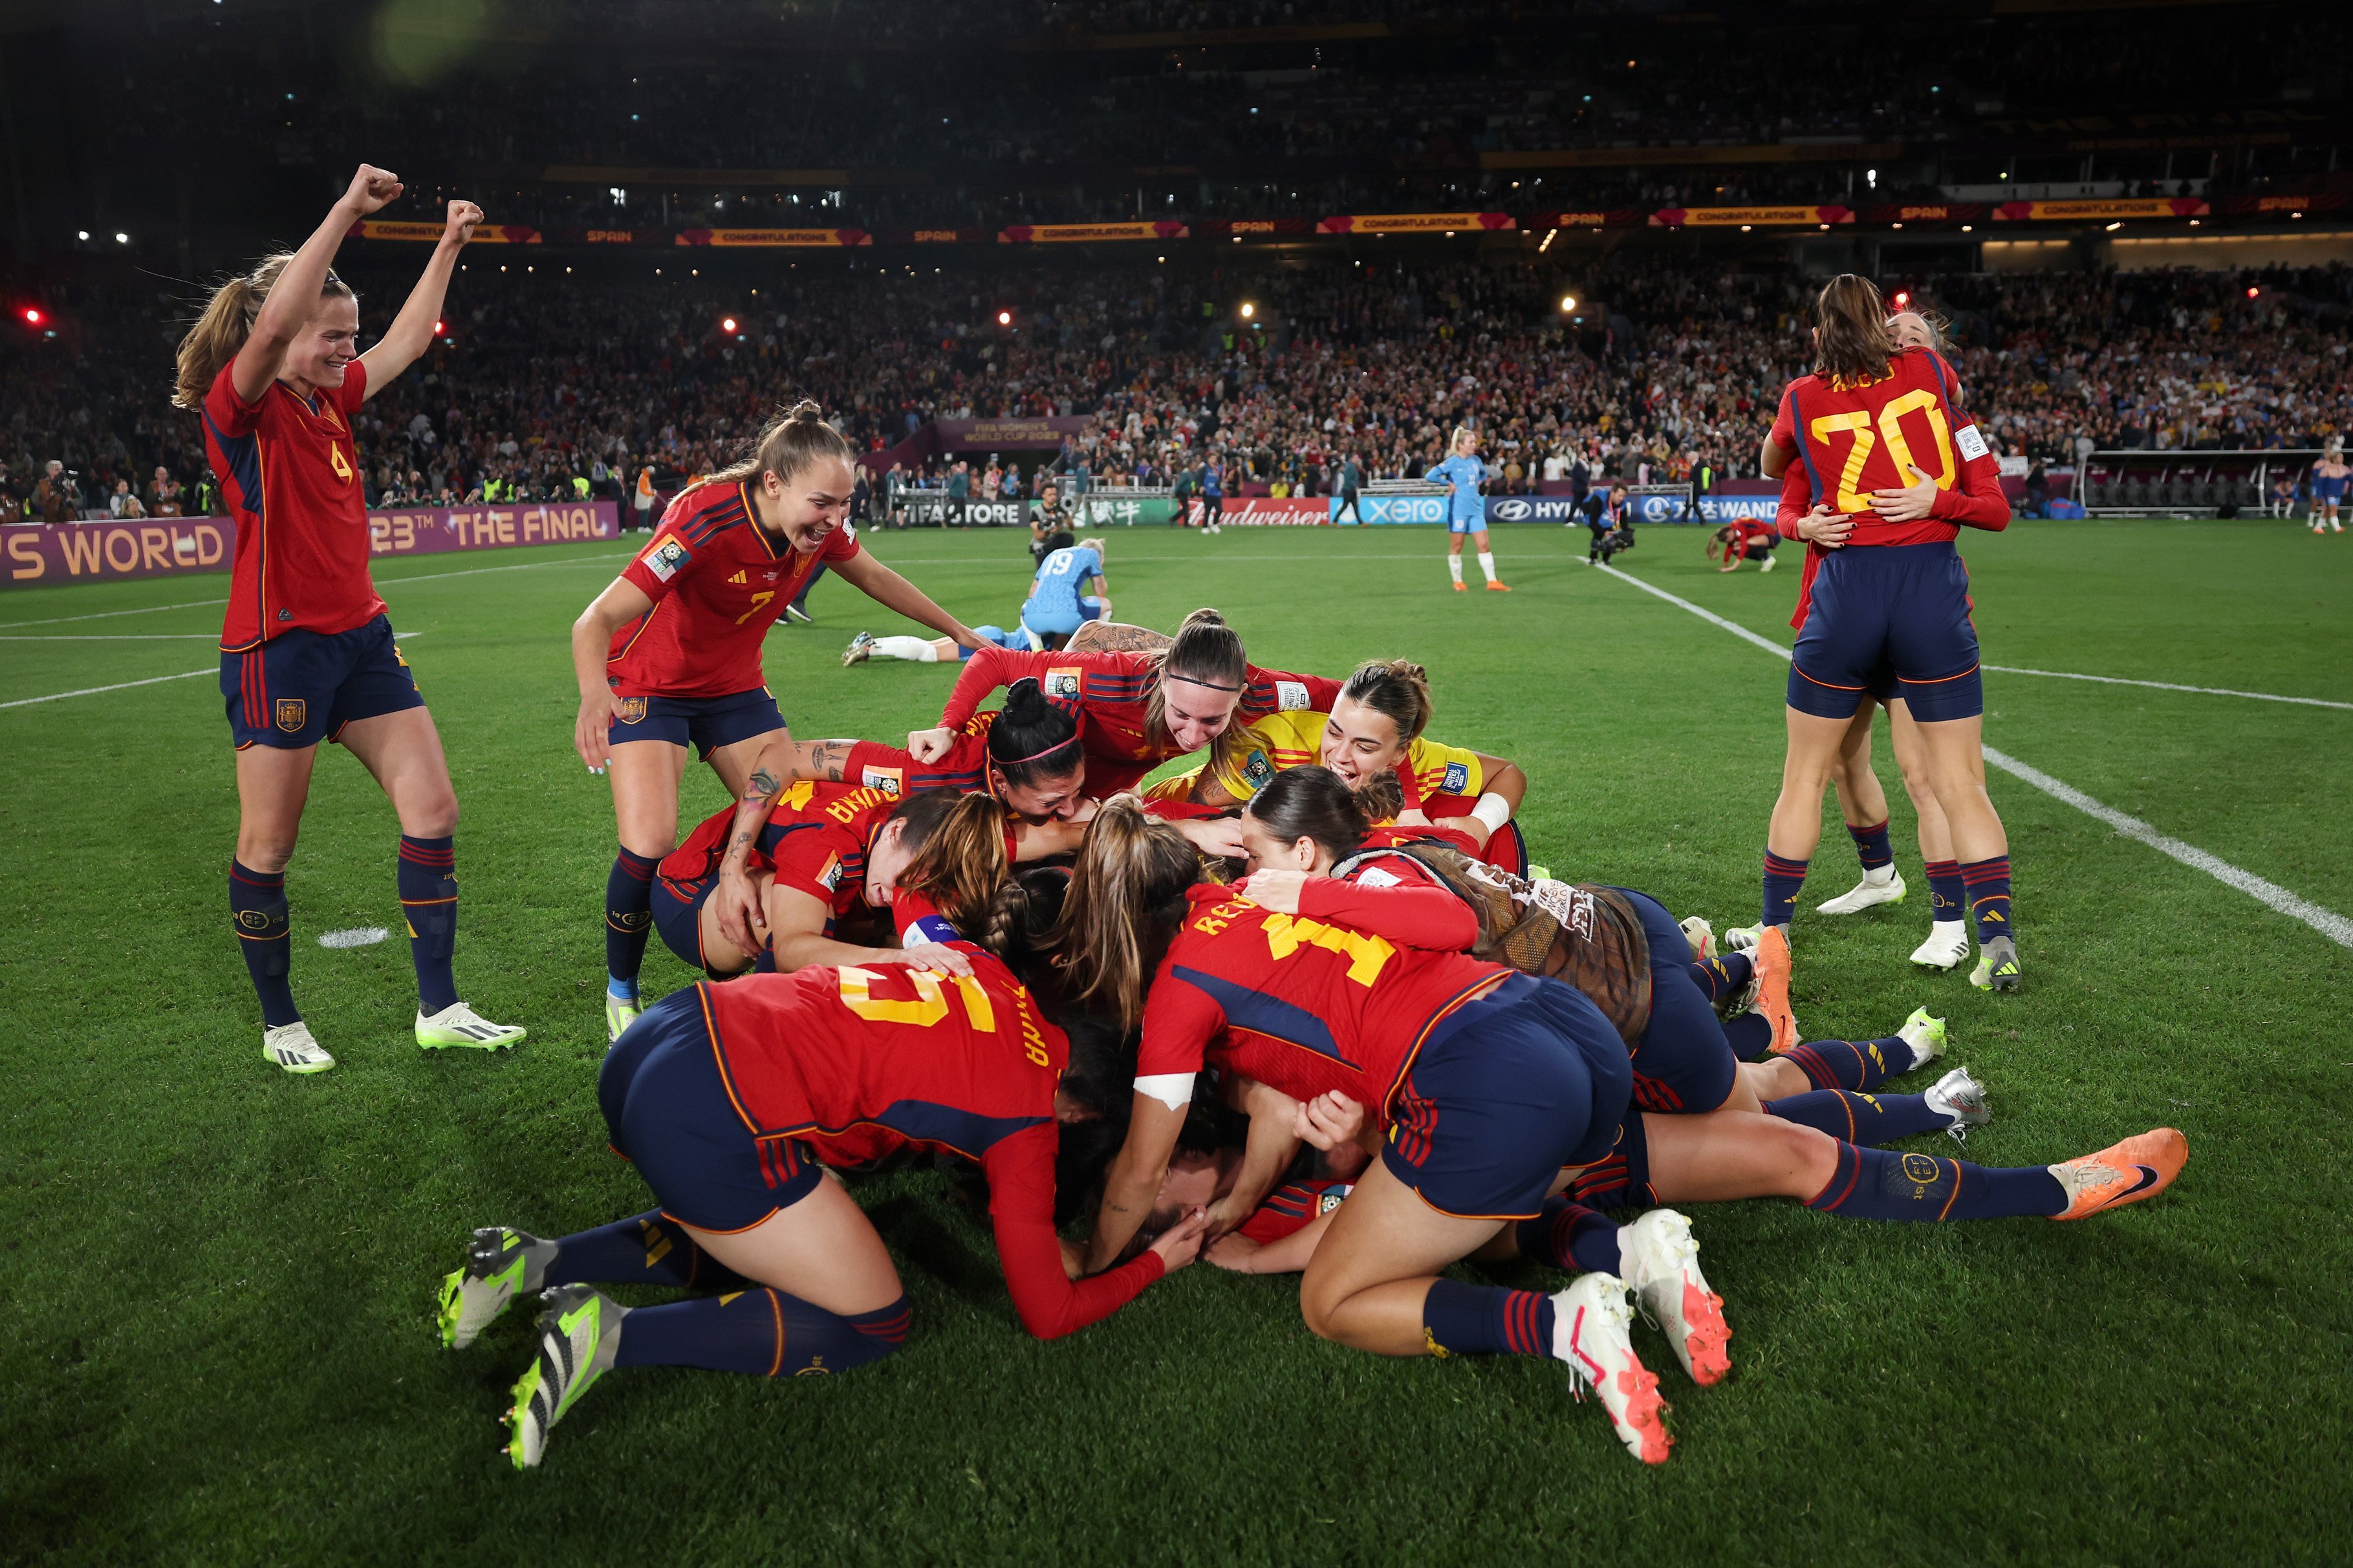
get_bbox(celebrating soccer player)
[175,164,522,1073]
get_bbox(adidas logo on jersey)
[728,570,748,584]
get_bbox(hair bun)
[1178,607,1226,630]
[781,398,824,422]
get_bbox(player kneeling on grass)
[438,806,1204,1468]
[848,532,1111,665]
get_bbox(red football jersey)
[695,951,1162,1339]
[936,647,1340,797]
[202,361,384,650]
[1319,854,1481,950]
[1768,347,2006,549]
[1136,886,1506,1122]
[843,710,1001,799]
[659,780,896,918]
[607,480,862,698]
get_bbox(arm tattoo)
[812,740,851,780]
[744,767,779,803]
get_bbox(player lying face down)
[1059,799,1677,1464]
[435,822,1207,1469]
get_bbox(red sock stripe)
[1763,853,1810,876]
[1924,859,1961,878]
[1806,1141,1864,1212]
[1847,819,1889,838]
[1785,1042,1839,1091]
[1502,1290,1545,1356]
[1960,858,2011,885]
[230,864,284,890]
[398,840,457,867]
[852,1305,913,1346]
[614,850,660,881]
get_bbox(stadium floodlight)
[76,230,88,241]
[722,317,738,333]
[1895,292,1911,307]
[1962,224,1974,232]
[2105,221,2123,231]
[2248,287,2261,299]
[1241,303,1256,319]
[1559,295,1577,313]
[432,318,446,336]
[114,232,128,244]
[997,310,1012,326]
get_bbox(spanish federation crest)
[616,697,648,724]
[274,698,307,733]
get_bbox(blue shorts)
[1570,1104,1658,1212]
[650,874,728,976]
[221,613,423,749]
[1018,596,1105,638]
[2319,477,2347,502]
[1448,511,1485,535]
[1382,974,1632,1220]
[1789,541,1982,723]
[607,685,786,759]
[1611,888,1739,1115]
[600,988,822,1232]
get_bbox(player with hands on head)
[571,402,984,1041]
[177,164,518,1073]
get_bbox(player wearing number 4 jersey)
[176,164,522,1072]
[1754,276,2022,992]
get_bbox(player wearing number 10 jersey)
[1755,275,2021,991]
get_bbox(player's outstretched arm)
[832,551,982,651]
[358,199,481,397]
[1087,1093,1188,1274]
[232,163,402,404]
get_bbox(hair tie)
[1162,672,1242,694]
[995,733,1081,766]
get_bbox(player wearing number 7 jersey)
[1752,276,2022,991]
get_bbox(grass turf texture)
[4,520,2349,1565]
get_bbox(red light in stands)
[722,317,739,333]
[1894,292,1910,307]
[997,310,1012,326]
[20,307,41,325]
[2246,287,2260,299]
[433,318,446,336]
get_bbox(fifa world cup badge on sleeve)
[1045,667,1083,700]
[817,854,844,892]
[1275,680,1311,711]
[1955,424,1990,462]
[861,765,905,797]
[1441,760,1470,795]
[645,535,692,581]
[1243,750,1275,787]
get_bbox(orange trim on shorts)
[1902,662,1982,685]
[657,1205,783,1236]
[1792,666,1867,691]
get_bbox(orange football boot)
[2049,1128,2187,1220]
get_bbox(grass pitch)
[4,520,2349,1565]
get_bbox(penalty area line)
[1592,563,2353,952]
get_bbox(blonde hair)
[710,398,855,488]
[1812,274,1894,383]
[1051,798,1203,1031]
[174,255,355,412]
[1449,425,1476,452]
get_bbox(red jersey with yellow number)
[202,361,383,650]
[693,946,1162,1339]
[936,647,1339,797]
[607,480,862,698]
[1136,886,1506,1122]
[658,780,896,918]
[1768,347,2001,549]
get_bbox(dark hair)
[1336,658,1432,746]
[1052,1005,1139,1226]
[987,676,1083,791]
[1244,766,1369,859]
[1046,530,1076,552]
[711,398,854,488]
[1813,274,1894,382]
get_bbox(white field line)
[0,550,625,630]
[0,669,215,708]
[1593,562,2353,952]
[1981,664,2353,711]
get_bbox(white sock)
[873,636,938,663]
[1477,550,1497,583]
[1448,555,1464,584]
[1861,864,1897,886]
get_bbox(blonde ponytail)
[173,254,356,412]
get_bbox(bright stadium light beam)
[1559,294,1577,313]
[997,309,1012,326]
[1240,302,1256,319]
[721,316,738,332]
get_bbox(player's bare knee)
[1775,1122,1841,1197]
[236,833,298,874]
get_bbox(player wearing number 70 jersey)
[1751,275,2024,993]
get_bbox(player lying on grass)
[436,796,1206,1470]
[175,162,522,1071]
[1064,800,1675,1464]
[846,532,1112,665]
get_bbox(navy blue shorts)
[1612,888,1740,1115]
[1789,541,1982,723]
[599,987,822,1232]
[1570,1105,1658,1212]
[607,685,786,759]
[1382,974,1632,1221]
[221,614,423,749]
[650,874,727,976]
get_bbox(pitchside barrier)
[1,500,621,588]
[891,493,1178,527]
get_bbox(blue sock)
[605,849,660,993]
[1514,1198,1622,1275]
[1688,951,1752,1005]
[1847,818,1894,874]
[614,1289,911,1377]
[1767,1091,1953,1143]
[1925,859,1965,922]
[1723,1012,1775,1060]
[230,860,300,1027]
[1806,1143,2064,1221]
[546,1210,748,1291]
[1761,851,1808,929]
[398,835,460,1014]
[1782,1035,1913,1093]
[1420,1276,1555,1359]
[1961,856,2013,946]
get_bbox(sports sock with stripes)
[1420,1277,1555,1359]
[1781,1035,1912,1093]
[1688,951,1753,1005]
[1761,851,1809,929]
[1805,1143,2064,1221]
[1846,818,1894,876]
[1766,1090,1954,1143]
[398,835,461,1014]
[1960,855,2013,947]
[605,848,660,992]
[230,860,300,1028]
[545,1210,749,1293]
[1924,859,1966,924]
[613,1289,910,1377]
[1514,1197,1623,1276]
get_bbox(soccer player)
[2312,441,2347,534]
[1719,515,1779,572]
[845,532,1111,665]
[174,164,521,1073]
[1067,801,1671,1465]
[1427,425,1508,591]
[433,798,1205,1468]
[570,401,982,1042]
[1749,277,2019,989]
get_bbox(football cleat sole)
[1619,1210,1731,1388]
[506,1286,623,1470]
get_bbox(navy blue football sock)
[614,1289,909,1377]
[1420,1277,1556,1359]
[1514,1197,1623,1276]
[1960,855,2013,947]
[545,1210,749,1292]
[605,848,660,993]
[1782,1034,1911,1092]
[1688,951,1753,1005]
[1766,1090,1954,1144]
[1846,817,1894,874]
[398,835,460,1014]
[1722,1011,1775,1061]
[230,860,300,1027]
[1806,1143,2065,1221]
[1761,851,1808,929]
[1924,859,1966,923]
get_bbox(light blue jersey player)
[1425,426,1509,592]
[844,533,1111,666]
